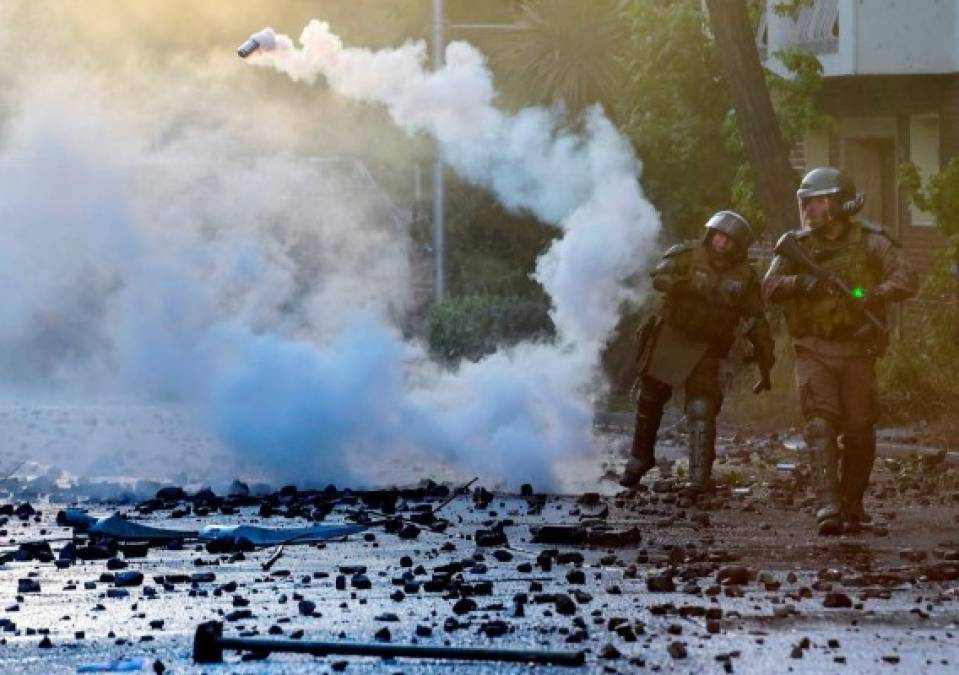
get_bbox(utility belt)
[666,317,734,355]
[664,298,738,346]
[806,324,863,341]
[794,322,889,357]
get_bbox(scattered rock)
[717,566,752,586]
[156,486,186,501]
[398,524,421,540]
[530,525,587,545]
[226,609,253,622]
[598,643,621,659]
[474,529,508,547]
[114,571,144,587]
[453,598,477,615]
[647,574,676,593]
[17,579,40,594]
[553,594,577,616]
[479,620,509,637]
[823,593,853,609]
[350,574,372,590]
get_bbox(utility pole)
[432,0,446,302]
[427,3,522,302]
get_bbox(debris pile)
[0,452,955,672]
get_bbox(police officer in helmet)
[621,210,775,495]
[764,167,917,535]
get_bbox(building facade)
[761,0,959,286]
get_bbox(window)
[756,9,768,60]
[792,0,839,55]
[909,115,940,227]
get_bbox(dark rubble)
[0,442,957,673]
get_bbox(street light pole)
[432,0,446,302]
[427,5,522,304]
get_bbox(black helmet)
[703,210,755,250]
[797,166,864,216]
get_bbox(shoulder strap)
[858,219,903,248]
[663,242,694,259]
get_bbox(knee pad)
[804,416,836,442]
[685,397,717,422]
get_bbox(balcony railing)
[759,0,839,57]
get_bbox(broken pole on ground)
[193,621,585,666]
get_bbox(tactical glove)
[794,273,822,296]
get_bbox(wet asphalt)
[0,432,957,675]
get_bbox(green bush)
[886,157,959,438]
[427,294,554,363]
[878,241,959,428]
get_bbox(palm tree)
[489,0,630,114]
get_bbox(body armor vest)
[663,245,752,346]
[783,221,882,339]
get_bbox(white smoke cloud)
[249,21,660,346]
[237,20,662,487]
[0,14,661,491]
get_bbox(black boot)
[840,429,876,526]
[683,397,717,495]
[620,382,668,488]
[806,417,842,536]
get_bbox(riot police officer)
[621,211,775,494]
[763,167,917,535]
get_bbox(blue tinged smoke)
[0,19,661,490]
[206,315,403,485]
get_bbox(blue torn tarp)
[89,514,199,541]
[198,524,366,546]
[57,510,365,545]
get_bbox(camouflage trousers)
[794,345,877,433]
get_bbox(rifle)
[773,232,887,337]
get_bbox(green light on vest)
[851,287,865,299]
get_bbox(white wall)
[764,0,959,77]
[804,128,831,168]
[855,0,957,74]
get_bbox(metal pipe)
[194,621,584,666]
[432,0,446,302]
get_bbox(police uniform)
[763,167,918,534]
[621,211,775,493]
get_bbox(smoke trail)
[228,20,662,488]
[249,20,660,346]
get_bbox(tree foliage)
[899,157,959,238]
[489,0,629,115]
[771,0,816,18]
[879,160,959,434]
[618,0,827,239]
[618,0,735,240]
[415,175,557,363]
[725,47,830,228]
[428,294,553,363]
[878,250,959,429]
